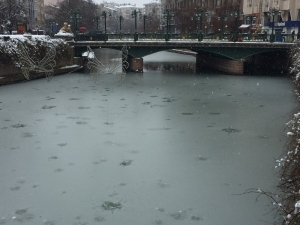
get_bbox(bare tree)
[55,0,100,31]
[0,0,28,33]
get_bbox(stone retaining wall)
[196,54,244,75]
[0,36,82,85]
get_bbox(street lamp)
[70,11,81,41]
[139,14,148,34]
[268,8,281,43]
[118,15,124,32]
[95,16,100,30]
[131,9,140,32]
[163,9,174,41]
[191,9,208,41]
[131,9,140,41]
[218,15,227,40]
[230,8,244,42]
[191,9,208,33]
[101,11,110,34]
[101,11,111,41]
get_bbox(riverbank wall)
[0,35,82,85]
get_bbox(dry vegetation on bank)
[275,42,300,224]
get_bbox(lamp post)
[139,14,148,34]
[101,11,109,34]
[191,9,208,41]
[95,16,100,30]
[131,9,140,41]
[70,11,81,41]
[101,11,111,41]
[192,9,208,33]
[118,15,124,32]
[268,8,281,43]
[163,9,174,41]
[131,9,140,31]
[218,15,227,40]
[231,8,244,42]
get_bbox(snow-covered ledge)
[54,30,74,41]
[0,35,82,84]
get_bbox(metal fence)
[76,32,297,43]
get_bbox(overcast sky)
[93,0,159,7]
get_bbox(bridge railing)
[76,32,296,43]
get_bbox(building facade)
[163,0,243,33]
[243,0,300,34]
[35,0,45,29]
[27,0,45,29]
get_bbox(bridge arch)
[70,41,292,74]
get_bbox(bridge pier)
[196,54,244,75]
[125,56,143,72]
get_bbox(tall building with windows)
[28,0,35,29]
[27,0,44,29]
[243,0,300,34]
[144,2,161,16]
[35,0,45,28]
[163,0,242,33]
[164,0,241,11]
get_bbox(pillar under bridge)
[125,55,143,73]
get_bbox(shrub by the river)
[241,43,300,225]
[276,41,300,224]
[0,35,71,68]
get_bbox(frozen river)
[0,51,298,225]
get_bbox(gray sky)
[93,0,158,7]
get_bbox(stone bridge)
[68,40,293,75]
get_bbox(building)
[164,0,241,11]
[35,0,45,28]
[144,1,161,16]
[117,5,144,20]
[243,0,300,34]
[163,0,243,33]
[44,0,58,4]
[26,0,45,29]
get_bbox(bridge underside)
[72,42,291,75]
[122,46,287,61]
[123,47,289,75]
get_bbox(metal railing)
[74,32,296,43]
